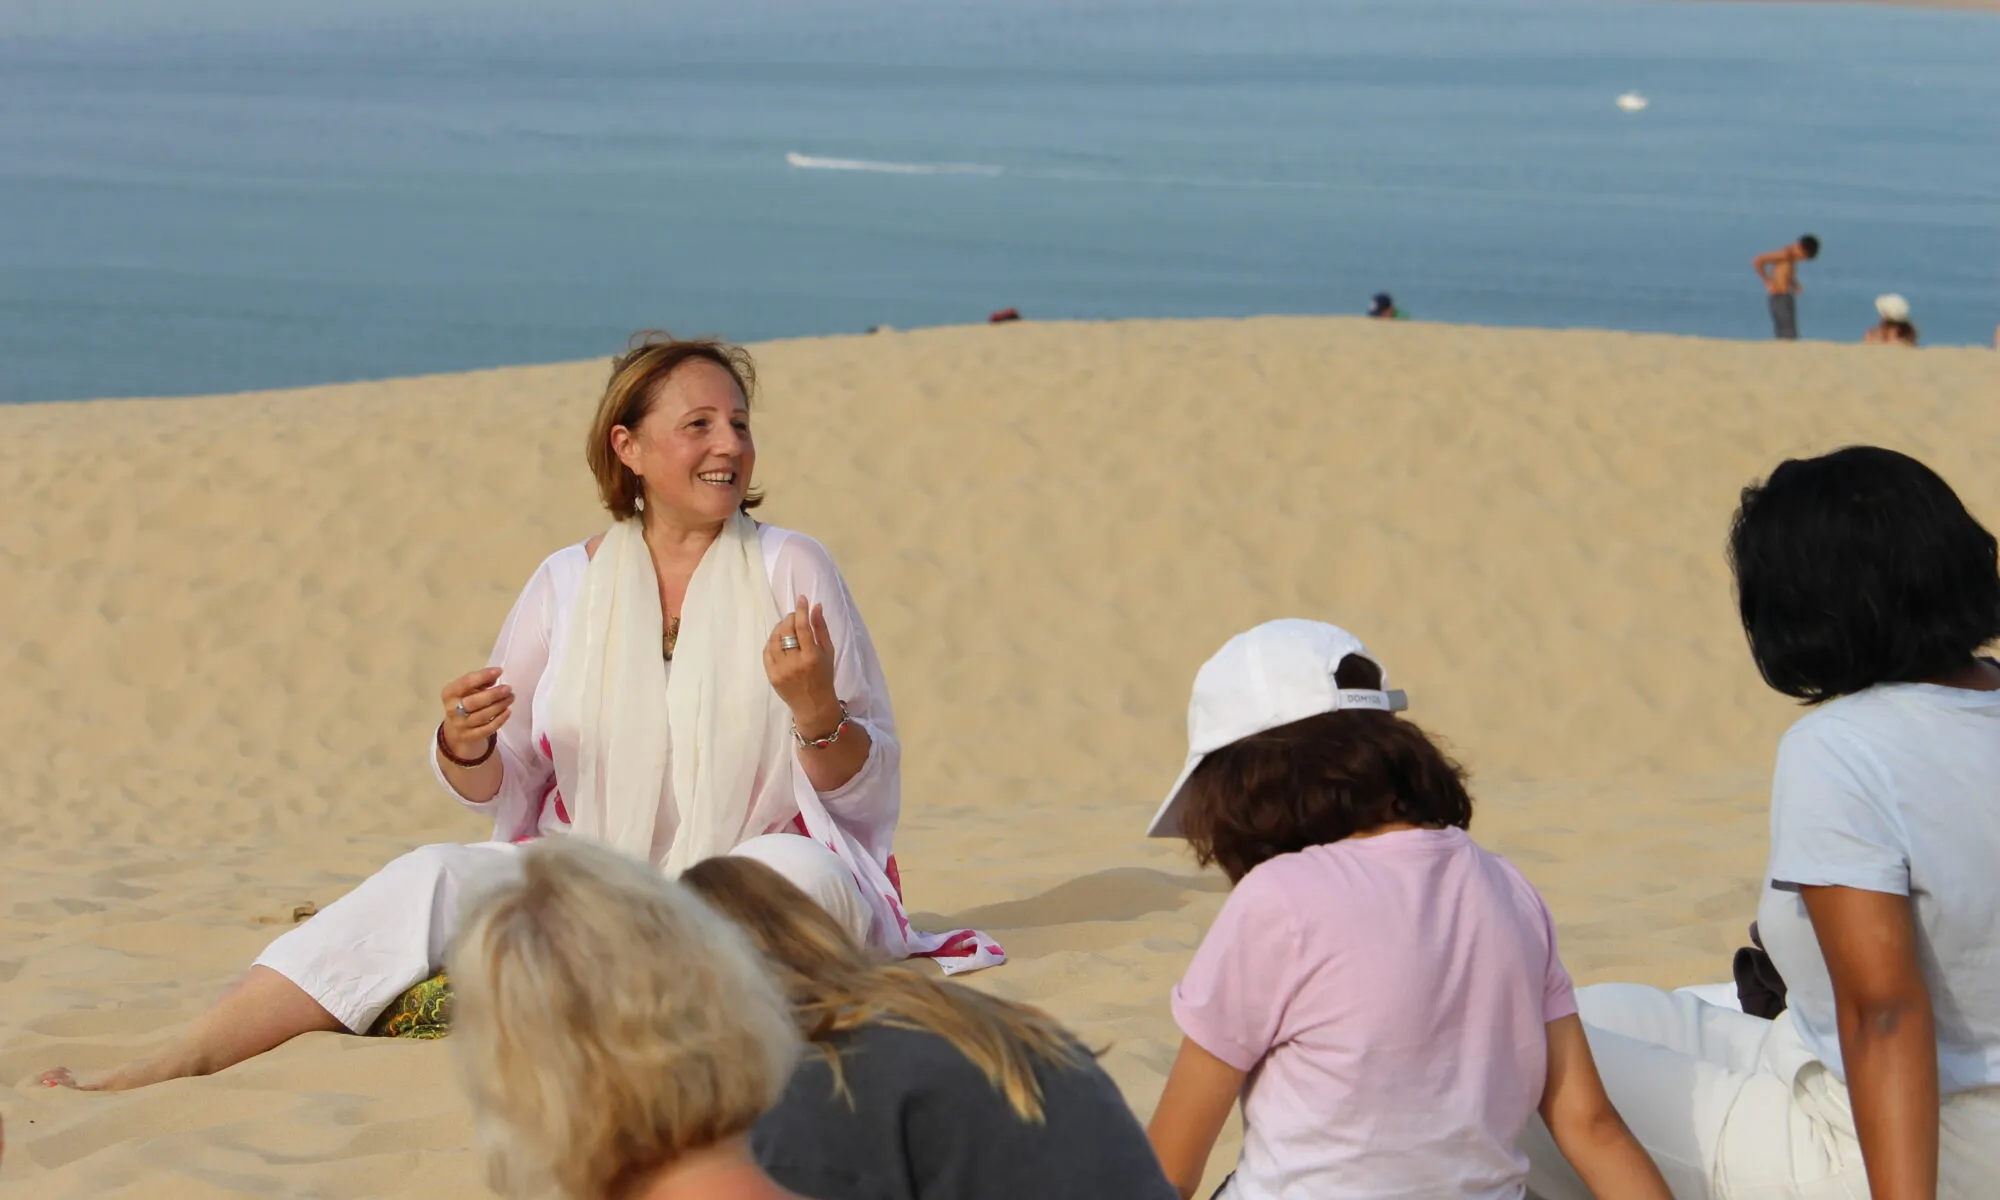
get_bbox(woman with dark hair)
[1525,446,2000,1200]
[682,855,1177,1200]
[1143,620,1669,1200]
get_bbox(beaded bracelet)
[793,702,852,750]
[436,721,497,768]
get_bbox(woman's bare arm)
[1801,885,1938,1200]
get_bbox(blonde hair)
[585,331,765,520]
[681,856,1086,1124]
[449,839,798,1200]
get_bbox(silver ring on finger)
[780,635,801,651]
[454,701,470,718]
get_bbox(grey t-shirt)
[751,1022,1178,1200]
[1757,681,2000,1092]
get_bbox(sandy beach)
[2,317,1996,1197]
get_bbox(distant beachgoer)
[1367,292,1401,319]
[1753,234,1820,340]
[1862,293,1919,346]
[989,308,1022,324]
[40,333,997,1093]
[684,855,1178,1200]
[1523,447,2000,1200]
[451,837,807,1200]
[1142,621,1671,1200]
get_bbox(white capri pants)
[256,833,869,1032]
[1522,983,2000,1200]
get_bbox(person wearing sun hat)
[1863,293,1919,346]
[1143,620,1670,1200]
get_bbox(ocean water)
[2,0,1995,404]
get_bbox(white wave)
[785,152,1002,177]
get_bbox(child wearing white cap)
[1143,620,1670,1200]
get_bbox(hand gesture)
[440,667,513,760]
[763,595,840,734]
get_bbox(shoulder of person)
[836,1023,1022,1110]
[757,522,821,558]
[1226,851,1323,917]
[1472,840,1561,918]
[506,541,592,587]
[759,524,850,579]
[1778,688,1903,760]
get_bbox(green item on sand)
[368,972,454,1040]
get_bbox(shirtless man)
[1752,234,1819,340]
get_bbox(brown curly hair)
[586,331,766,520]
[1177,656,1474,882]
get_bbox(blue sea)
[2,0,1995,404]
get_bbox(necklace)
[663,616,681,661]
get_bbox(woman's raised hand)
[440,667,513,759]
[764,596,841,736]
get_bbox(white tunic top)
[429,523,912,954]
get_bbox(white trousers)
[1522,983,2000,1200]
[256,833,868,1032]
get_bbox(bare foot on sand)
[36,967,347,1092]
[40,1055,189,1091]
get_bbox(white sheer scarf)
[547,512,791,872]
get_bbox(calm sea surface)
[2,0,1995,404]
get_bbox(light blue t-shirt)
[1756,681,2000,1093]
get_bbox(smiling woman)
[586,334,767,522]
[38,332,1001,1094]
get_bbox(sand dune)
[2,318,1995,1196]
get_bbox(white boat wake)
[785,152,1003,177]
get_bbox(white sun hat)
[1875,294,1910,322]
[1146,619,1408,838]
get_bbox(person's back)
[1524,447,2000,1200]
[1758,682,2000,1093]
[684,854,1178,1200]
[1144,621,1667,1200]
[755,1021,1174,1200]
[1174,828,1567,1196]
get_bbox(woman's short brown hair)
[1178,657,1473,882]
[586,331,765,520]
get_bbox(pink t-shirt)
[1172,827,1575,1200]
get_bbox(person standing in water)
[1753,235,1820,340]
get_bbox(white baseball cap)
[1875,293,1910,322]
[1146,619,1408,838]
